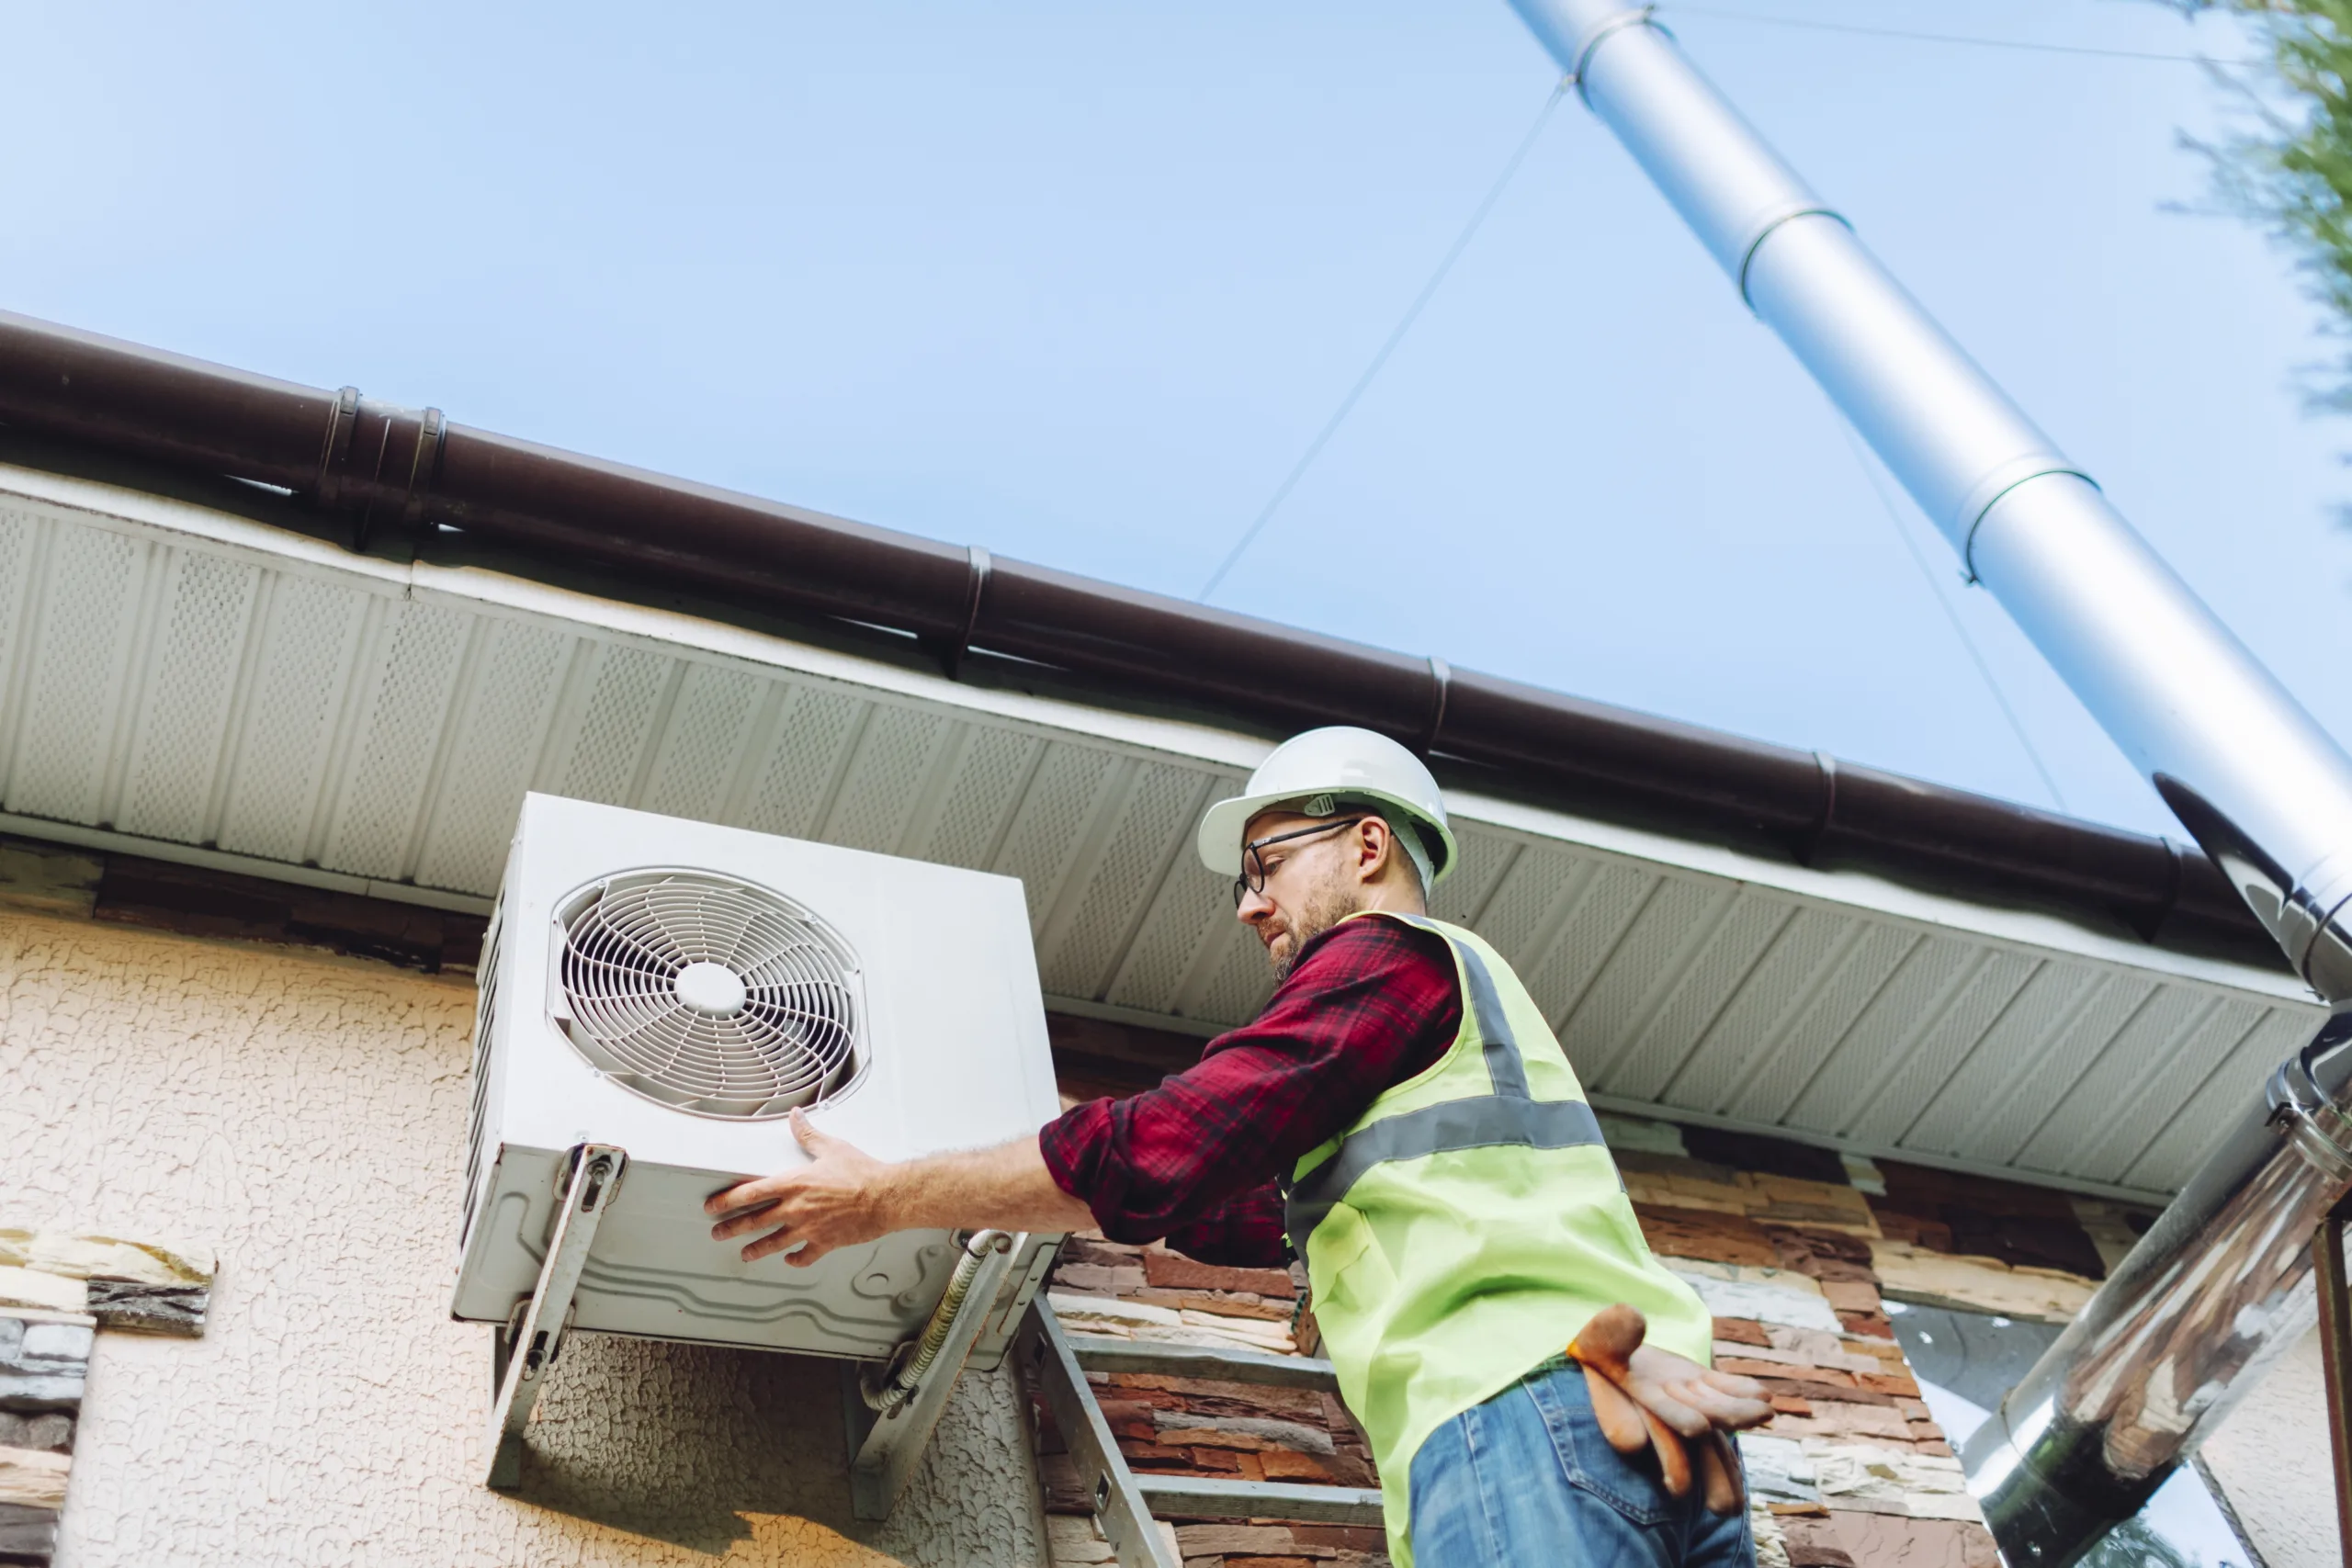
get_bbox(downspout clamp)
[1500,2,2352,1562]
[2272,1039,2352,1186]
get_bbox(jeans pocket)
[1521,1366,1680,1528]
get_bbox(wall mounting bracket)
[484,1142,628,1490]
[843,1230,1023,1520]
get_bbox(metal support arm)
[484,1143,627,1490]
[846,1230,1023,1520]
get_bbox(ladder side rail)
[1021,1303,1184,1568]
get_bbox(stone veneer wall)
[0,907,1046,1568]
[0,1230,216,1565]
[1034,1105,2169,1568]
[0,1312,87,1565]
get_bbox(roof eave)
[0,308,2278,970]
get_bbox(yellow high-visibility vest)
[1285,911,1714,1568]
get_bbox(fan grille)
[554,870,862,1119]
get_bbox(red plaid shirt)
[1039,916,1461,1268]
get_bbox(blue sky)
[3,0,2333,840]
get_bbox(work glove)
[1568,1303,1772,1516]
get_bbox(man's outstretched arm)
[705,1108,1094,1265]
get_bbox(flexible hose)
[861,1230,1012,1416]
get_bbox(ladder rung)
[1063,1332,1340,1391]
[1133,1474,1385,1527]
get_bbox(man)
[707,727,1770,1566]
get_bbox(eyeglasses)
[1232,818,1364,908]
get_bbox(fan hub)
[674,960,750,1017]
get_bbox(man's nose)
[1236,888,1273,924]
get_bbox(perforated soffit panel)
[0,465,2320,1201]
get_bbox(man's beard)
[1268,875,1361,984]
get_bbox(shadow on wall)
[490,1332,1043,1564]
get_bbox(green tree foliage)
[2179,3,2352,411]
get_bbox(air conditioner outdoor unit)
[451,794,1065,1492]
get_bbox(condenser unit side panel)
[456,940,512,1257]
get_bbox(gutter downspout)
[1501,4,2352,1561]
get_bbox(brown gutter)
[0,310,2272,964]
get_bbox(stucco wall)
[0,908,1046,1567]
[2202,1325,2333,1568]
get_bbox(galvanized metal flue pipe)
[1502,1,2352,1560]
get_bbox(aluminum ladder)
[1016,1300,1384,1568]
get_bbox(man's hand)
[1570,1303,1771,1515]
[705,1109,897,1266]
[702,1114,1095,1266]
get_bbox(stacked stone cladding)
[1034,1093,2147,1568]
[0,1231,213,1566]
[0,1311,86,1567]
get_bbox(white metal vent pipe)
[1502,3,2352,1562]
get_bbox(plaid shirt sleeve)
[1160,1181,1289,1269]
[1038,917,1461,1264]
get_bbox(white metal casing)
[450,793,1064,1369]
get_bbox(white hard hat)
[1196,727,1457,886]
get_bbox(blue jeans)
[1408,1363,1756,1567]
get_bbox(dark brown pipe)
[0,309,2280,965]
[0,313,332,488]
[435,426,977,639]
[1440,667,1824,834]
[979,558,1435,737]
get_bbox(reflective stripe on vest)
[1282,916,1605,1247]
[1275,911,1717,1568]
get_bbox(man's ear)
[1355,817,1392,883]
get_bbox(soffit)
[0,463,2321,1201]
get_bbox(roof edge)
[0,309,2281,971]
